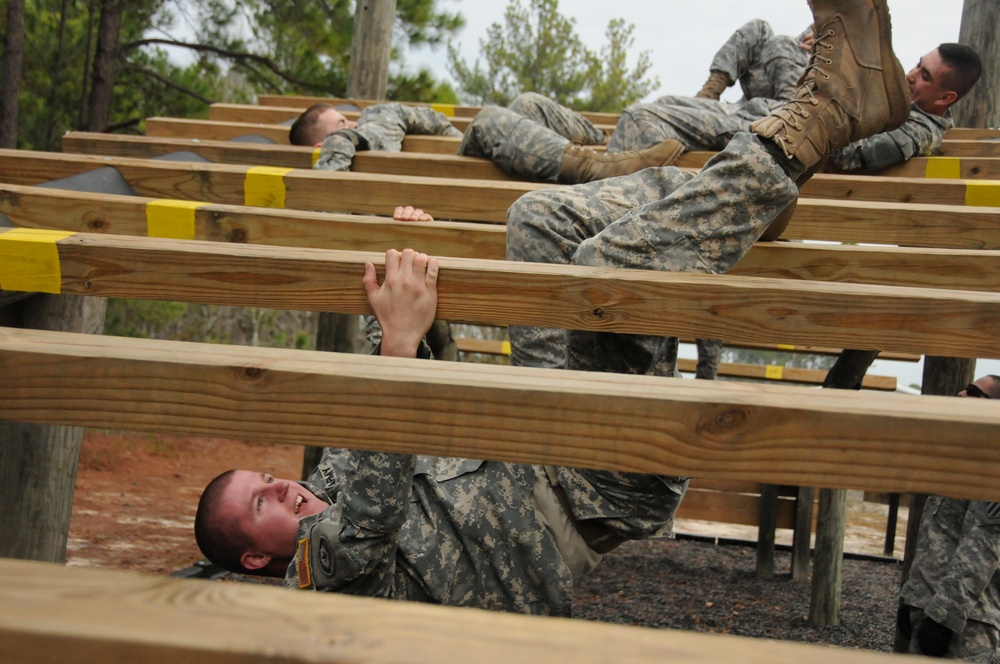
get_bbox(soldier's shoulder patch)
[318,535,335,577]
[985,502,1000,521]
[296,537,311,589]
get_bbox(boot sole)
[872,0,910,132]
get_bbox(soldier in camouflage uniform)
[606,41,979,378]
[289,102,464,171]
[196,0,912,615]
[195,248,688,616]
[458,92,684,184]
[897,375,1000,661]
[695,18,813,102]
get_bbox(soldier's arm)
[825,108,947,172]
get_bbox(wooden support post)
[346,0,396,101]
[884,493,900,556]
[809,349,880,625]
[954,0,999,129]
[792,486,815,583]
[810,488,848,625]
[755,484,780,578]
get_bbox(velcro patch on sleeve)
[296,537,312,589]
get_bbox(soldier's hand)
[393,205,434,222]
[916,617,953,657]
[363,249,439,358]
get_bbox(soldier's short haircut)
[936,43,982,101]
[195,469,255,575]
[984,375,1000,399]
[288,103,336,146]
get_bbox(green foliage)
[6,0,463,149]
[722,347,837,372]
[447,0,658,112]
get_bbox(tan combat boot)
[559,139,684,184]
[695,70,731,100]
[749,0,909,171]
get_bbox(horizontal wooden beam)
[2,326,1000,499]
[452,339,895,390]
[65,131,1000,182]
[0,558,913,664]
[5,184,1000,289]
[252,94,998,141]
[208,102,479,133]
[144,118,465,154]
[678,486,797,528]
[2,230,999,358]
[61,131,515,181]
[1,151,997,237]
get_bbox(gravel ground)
[572,536,901,652]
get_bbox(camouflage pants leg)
[507,92,608,146]
[707,18,806,101]
[695,337,723,380]
[459,106,568,182]
[554,466,690,545]
[906,608,1000,662]
[508,132,796,375]
[758,33,810,100]
[506,163,696,370]
[609,96,743,152]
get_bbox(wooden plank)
[61,131,514,181]
[937,139,1000,158]
[676,488,797,528]
[2,151,998,236]
[0,558,915,664]
[145,117,465,154]
[453,340,895,390]
[3,326,1000,499]
[3,230,1000,358]
[6,184,1000,289]
[69,132,1000,182]
[208,102,477,133]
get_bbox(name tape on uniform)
[0,228,74,294]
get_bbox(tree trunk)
[87,0,124,132]
[44,0,71,150]
[0,0,26,148]
[0,294,107,562]
[953,0,999,128]
[78,0,98,130]
[346,0,397,100]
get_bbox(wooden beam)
[0,558,916,664]
[3,326,1000,499]
[145,117,465,154]
[208,102,478,133]
[451,340,895,390]
[61,131,514,181]
[6,183,1000,287]
[2,230,1000,358]
[1,151,996,235]
[677,487,797,528]
[65,131,1000,182]
[253,94,999,140]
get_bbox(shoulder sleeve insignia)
[296,537,312,589]
[985,502,1000,521]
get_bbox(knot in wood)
[241,367,266,381]
[592,307,606,319]
[229,228,248,243]
[707,407,749,432]
[86,218,107,231]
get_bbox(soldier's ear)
[241,551,271,571]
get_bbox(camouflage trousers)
[459,92,606,183]
[609,95,782,153]
[708,18,810,102]
[506,132,797,375]
[905,607,1000,662]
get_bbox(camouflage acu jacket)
[901,496,1000,631]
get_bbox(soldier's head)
[957,375,1000,400]
[905,44,982,116]
[195,469,327,577]
[289,103,359,147]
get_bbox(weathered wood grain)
[2,326,1000,499]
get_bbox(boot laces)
[778,28,835,130]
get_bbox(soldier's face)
[905,49,957,115]
[218,470,327,562]
[958,377,995,399]
[314,108,358,144]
